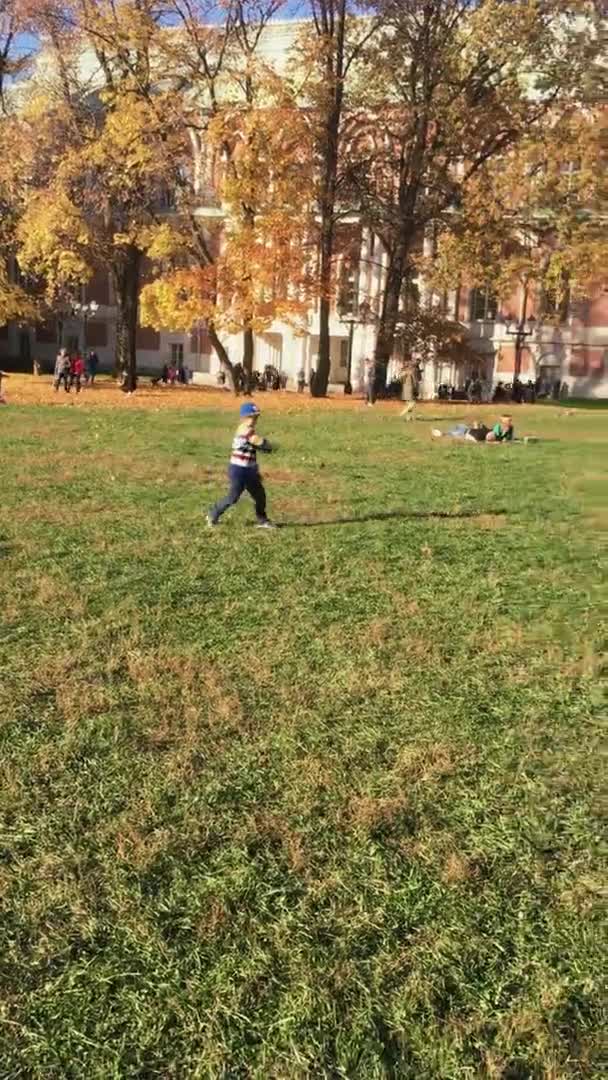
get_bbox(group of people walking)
[53,348,99,393]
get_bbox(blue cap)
[240,402,260,418]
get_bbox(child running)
[207,402,277,529]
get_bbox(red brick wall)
[587,288,608,329]
[570,346,605,377]
[496,343,533,374]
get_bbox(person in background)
[232,362,244,394]
[167,363,177,385]
[70,352,85,394]
[87,349,99,386]
[54,348,71,392]
[0,369,8,403]
[400,363,416,420]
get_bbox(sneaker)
[255,519,278,530]
[206,514,218,528]
[431,429,443,438]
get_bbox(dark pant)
[366,381,376,405]
[209,465,267,523]
[70,374,81,393]
[54,372,70,392]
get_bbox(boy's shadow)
[277,509,507,529]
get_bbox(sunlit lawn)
[0,379,605,1077]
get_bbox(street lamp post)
[338,300,371,395]
[73,299,99,352]
[501,310,536,399]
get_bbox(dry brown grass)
[6,374,598,431]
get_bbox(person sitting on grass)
[432,419,490,442]
[486,415,514,442]
[206,402,277,530]
[432,416,514,443]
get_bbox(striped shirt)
[229,421,270,468]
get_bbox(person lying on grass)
[206,402,277,530]
[432,415,514,442]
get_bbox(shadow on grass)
[415,415,468,423]
[278,509,507,528]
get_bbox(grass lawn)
[0,379,606,1078]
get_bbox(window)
[540,285,570,322]
[470,288,498,321]
[171,343,184,365]
[400,272,420,315]
[338,262,359,317]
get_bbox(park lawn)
[0,386,606,1078]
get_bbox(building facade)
[3,236,606,398]
[1,19,606,398]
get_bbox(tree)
[345,0,602,384]
[7,0,177,389]
[138,0,316,388]
[421,107,608,371]
[299,0,379,396]
[0,0,37,329]
[140,75,316,382]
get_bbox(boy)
[207,402,277,529]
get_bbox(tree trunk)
[113,244,141,392]
[243,326,254,392]
[314,210,335,397]
[207,323,236,391]
[311,0,347,398]
[374,252,405,393]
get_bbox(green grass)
[0,401,606,1079]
